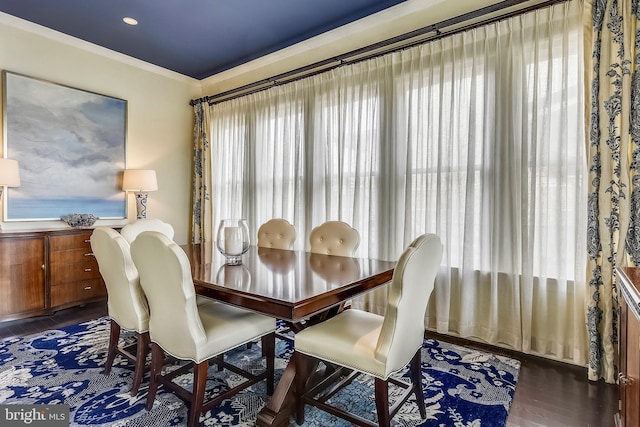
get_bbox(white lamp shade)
[0,158,21,187]
[122,169,158,192]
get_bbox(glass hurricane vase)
[216,219,250,265]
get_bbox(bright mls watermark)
[0,405,69,426]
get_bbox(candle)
[224,226,243,255]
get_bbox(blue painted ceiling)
[0,0,407,80]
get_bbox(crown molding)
[0,11,199,85]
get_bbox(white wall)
[0,13,201,244]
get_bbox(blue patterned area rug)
[0,317,520,426]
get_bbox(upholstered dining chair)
[90,226,150,396]
[256,219,296,345]
[130,231,277,427]
[309,221,360,312]
[309,221,359,256]
[257,218,296,249]
[120,218,175,243]
[294,233,443,427]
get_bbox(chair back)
[375,234,442,374]
[257,219,296,249]
[120,218,175,243]
[90,227,149,332]
[130,231,206,360]
[309,221,359,256]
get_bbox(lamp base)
[134,192,149,219]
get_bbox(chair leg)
[104,319,120,374]
[189,361,208,427]
[213,354,224,372]
[410,349,426,419]
[374,378,391,427]
[294,351,309,425]
[146,343,164,411]
[130,331,150,396]
[262,332,276,395]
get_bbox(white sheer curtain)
[205,0,587,364]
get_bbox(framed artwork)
[2,71,127,221]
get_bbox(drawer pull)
[84,286,92,290]
[84,253,94,257]
[84,239,91,243]
[84,268,92,272]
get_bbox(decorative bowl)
[61,213,98,228]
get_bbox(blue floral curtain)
[191,102,212,243]
[587,0,640,382]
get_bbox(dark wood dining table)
[181,243,395,427]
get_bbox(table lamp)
[0,158,21,230]
[122,169,157,219]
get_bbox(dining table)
[181,243,395,427]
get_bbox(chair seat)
[107,302,148,334]
[198,301,276,358]
[155,299,276,363]
[295,309,391,379]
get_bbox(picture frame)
[2,71,127,221]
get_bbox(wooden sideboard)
[0,228,107,322]
[617,267,640,427]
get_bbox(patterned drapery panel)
[587,0,640,382]
[191,102,212,243]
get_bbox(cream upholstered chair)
[256,219,296,344]
[130,231,276,427]
[294,234,443,427]
[90,227,150,396]
[310,221,360,311]
[257,218,296,249]
[121,218,215,305]
[120,218,174,243]
[309,221,359,256]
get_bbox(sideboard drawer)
[49,233,92,251]
[49,261,101,285]
[48,230,106,310]
[49,248,96,265]
[50,279,106,308]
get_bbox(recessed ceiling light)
[123,17,138,26]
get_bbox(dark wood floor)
[431,332,619,427]
[0,302,618,427]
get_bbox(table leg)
[256,310,343,426]
[257,351,323,427]
[256,356,296,427]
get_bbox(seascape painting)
[2,71,126,221]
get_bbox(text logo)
[0,405,69,426]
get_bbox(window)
[207,0,587,364]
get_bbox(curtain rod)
[190,0,567,106]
